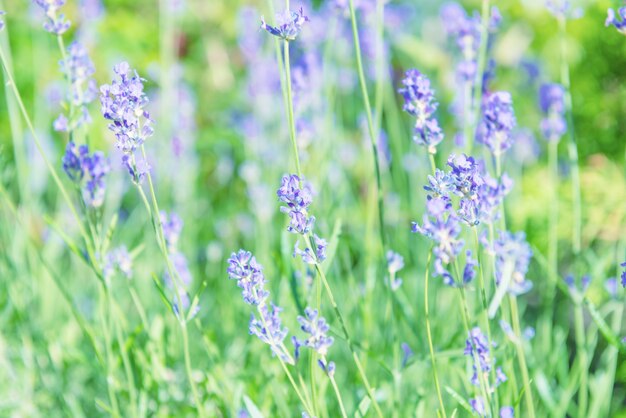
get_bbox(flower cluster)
[464,327,507,388]
[477,92,517,156]
[538,83,567,141]
[0,11,5,31]
[398,69,444,153]
[425,154,512,226]
[103,246,133,281]
[277,174,327,264]
[100,62,153,183]
[294,308,334,357]
[261,7,309,41]
[62,141,110,208]
[54,42,98,132]
[606,7,626,35]
[33,0,71,34]
[440,2,500,82]
[494,231,533,295]
[227,250,293,363]
[160,211,198,320]
[621,262,626,288]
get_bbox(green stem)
[283,40,303,179]
[100,287,121,418]
[325,356,348,418]
[424,252,447,418]
[348,0,387,251]
[509,296,536,418]
[573,301,588,416]
[548,140,559,298]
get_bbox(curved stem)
[283,40,303,179]
[424,252,447,418]
[325,357,348,418]
[509,296,536,418]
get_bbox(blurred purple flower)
[477,91,516,156]
[227,250,269,306]
[261,7,309,41]
[606,8,626,35]
[539,83,567,141]
[296,307,334,356]
[249,303,293,364]
[33,0,71,34]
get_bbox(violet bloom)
[261,7,309,41]
[103,246,133,280]
[494,231,533,295]
[33,0,71,34]
[160,211,183,250]
[606,8,626,35]
[62,141,110,208]
[539,83,567,141]
[386,250,404,275]
[55,42,98,132]
[0,11,5,31]
[465,327,507,388]
[293,234,327,265]
[100,62,153,183]
[412,197,464,286]
[398,69,444,153]
[470,398,486,416]
[295,307,334,356]
[227,250,269,306]
[477,92,516,156]
[277,174,315,235]
[249,303,293,364]
[500,406,515,418]
[621,262,626,288]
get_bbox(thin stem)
[313,263,384,418]
[424,252,448,418]
[325,357,348,418]
[509,296,536,418]
[182,323,205,417]
[111,294,139,418]
[100,287,121,418]
[548,140,559,298]
[283,40,303,179]
[348,0,387,251]
[573,301,588,416]
[428,153,437,176]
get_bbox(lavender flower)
[317,359,336,377]
[401,343,413,368]
[398,69,444,153]
[55,42,98,132]
[465,327,506,388]
[462,250,477,284]
[161,211,183,250]
[33,0,71,34]
[293,234,327,264]
[227,250,269,306]
[606,8,626,35]
[494,231,533,295]
[0,11,5,31]
[103,246,133,280]
[539,83,567,141]
[477,92,516,155]
[100,62,154,183]
[546,0,583,20]
[62,141,109,208]
[249,303,293,364]
[296,307,334,356]
[261,7,309,41]
[277,174,315,235]
[412,197,464,286]
[469,397,486,416]
[621,262,626,288]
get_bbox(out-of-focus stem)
[509,296,536,418]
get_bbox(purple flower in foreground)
[470,397,486,416]
[296,307,334,356]
[477,91,516,156]
[227,250,269,306]
[539,83,567,141]
[0,11,5,31]
[249,303,293,364]
[398,69,444,152]
[317,359,336,377]
[261,7,309,41]
[620,262,626,288]
[33,0,71,34]
[606,8,626,35]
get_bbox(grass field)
[0,0,625,417]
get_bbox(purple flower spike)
[539,83,567,141]
[398,69,444,153]
[62,141,109,208]
[0,11,5,31]
[249,303,293,364]
[261,7,309,41]
[477,91,516,156]
[296,307,334,356]
[620,262,626,288]
[227,250,269,307]
[33,0,71,34]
